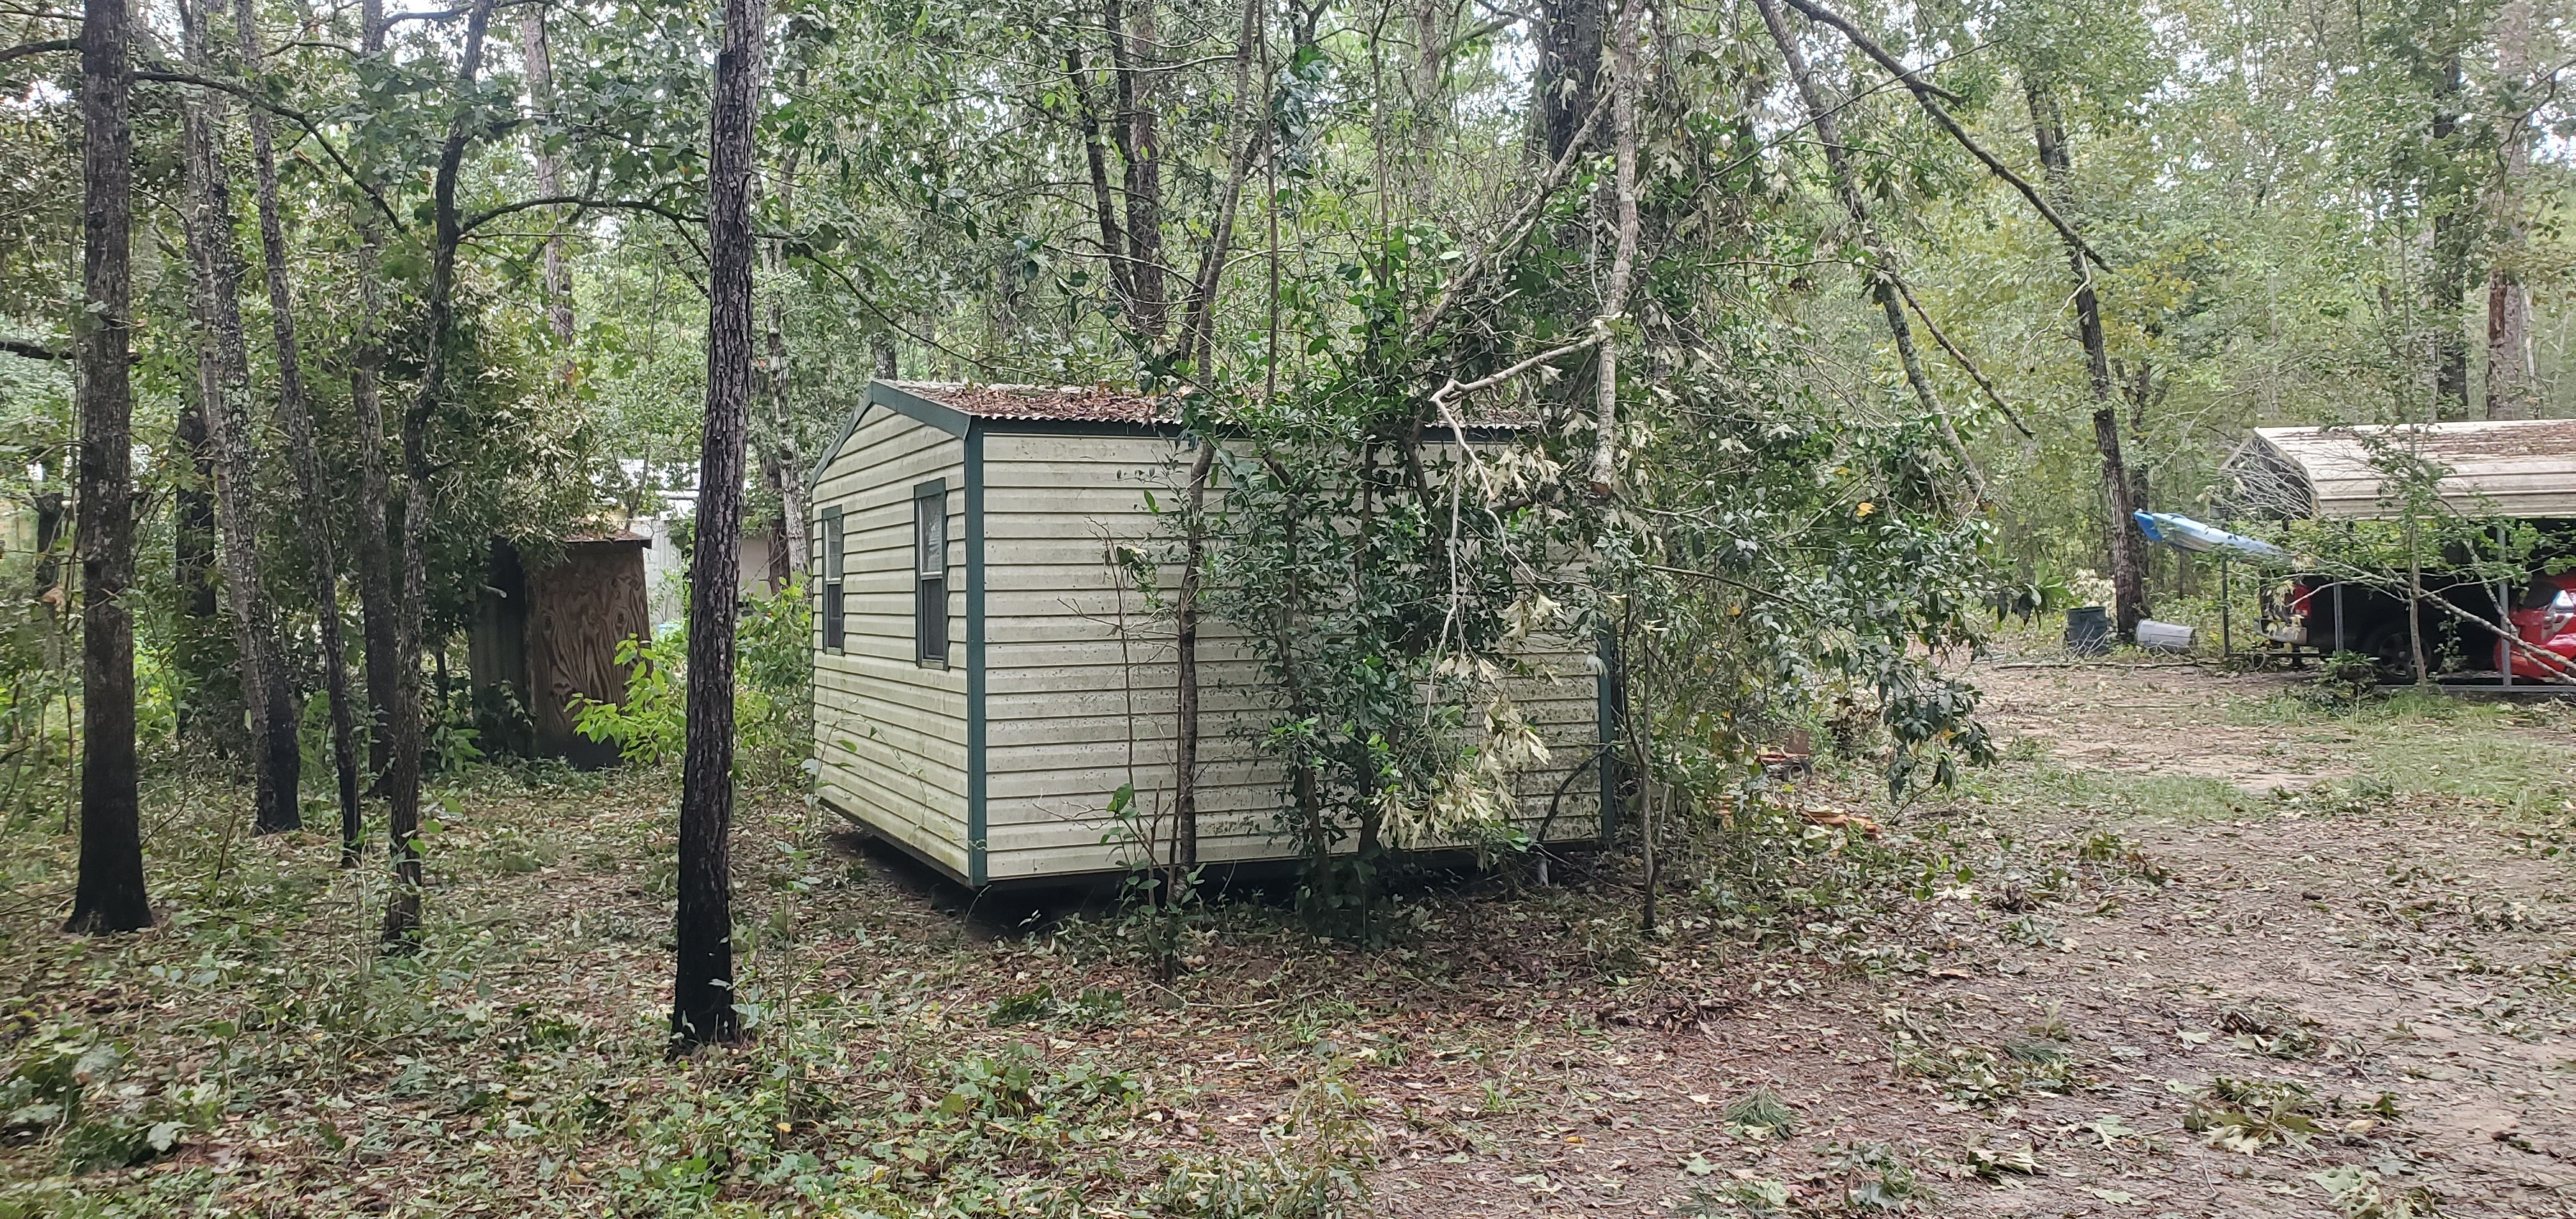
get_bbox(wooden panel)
[523,540,653,764]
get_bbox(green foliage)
[572,578,813,788]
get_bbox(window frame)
[820,505,845,652]
[913,480,948,667]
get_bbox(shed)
[2223,420,2576,521]
[468,531,654,767]
[804,379,1607,887]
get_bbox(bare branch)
[1892,277,2032,438]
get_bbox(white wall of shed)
[976,431,1602,882]
[809,408,970,878]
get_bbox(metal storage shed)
[803,379,1607,887]
[2224,420,2576,521]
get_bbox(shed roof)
[887,381,1171,424]
[2223,420,2576,521]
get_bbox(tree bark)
[235,0,363,862]
[673,0,762,1049]
[1588,0,1638,494]
[1172,440,1214,875]
[1533,0,1604,162]
[67,0,152,934]
[2484,0,2534,420]
[1104,0,1166,344]
[521,4,574,344]
[386,0,498,946]
[180,0,300,834]
[350,0,400,795]
[172,385,220,742]
[2027,81,2143,638]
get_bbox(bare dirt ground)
[3,659,2572,1217]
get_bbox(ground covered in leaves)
[2,657,2572,1217]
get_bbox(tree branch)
[0,36,75,66]
[1409,88,1613,343]
[1777,0,2106,269]
[459,194,697,236]
[1,337,65,360]
[136,66,402,231]
[1892,276,2031,437]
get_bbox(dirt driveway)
[1344,661,2576,1218]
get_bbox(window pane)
[917,497,944,577]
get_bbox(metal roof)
[891,381,1172,424]
[2224,420,2576,521]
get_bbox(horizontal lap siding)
[976,433,1600,882]
[811,408,970,878]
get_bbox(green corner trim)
[965,425,988,887]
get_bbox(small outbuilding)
[468,531,654,767]
[2224,420,2576,521]
[804,379,1607,887]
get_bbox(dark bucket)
[2065,606,2111,656]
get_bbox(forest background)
[0,0,2572,1103]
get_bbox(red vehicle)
[2278,571,2576,681]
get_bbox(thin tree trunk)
[2485,0,2534,420]
[1172,440,1213,875]
[1754,0,1979,504]
[351,0,399,795]
[180,0,299,834]
[67,0,152,933]
[235,0,362,862]
[756,135,806,585]
[1177,0,1264,374]
[172,385,220,744]
[387,0,498,946]
[2027,81,2143,638]
[2430,52,2469,417]
[521,5,573,344]
[1588,0,1638,494]
[673,0,762,1049]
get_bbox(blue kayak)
[2131,511,2289,561]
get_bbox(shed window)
[914,481,947,665]
[820,507,845,651]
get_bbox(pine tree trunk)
[180,0,299,833]
[67,0,153,934]
[1105,0,1166,344]
[235,0,362,862]
[1532,0,1604,162]
[2027,81,2145,639]
[673,0,762,1049]
[387,0,498,946]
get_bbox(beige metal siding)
[810,408,970,878]
[977,431,1600,882]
